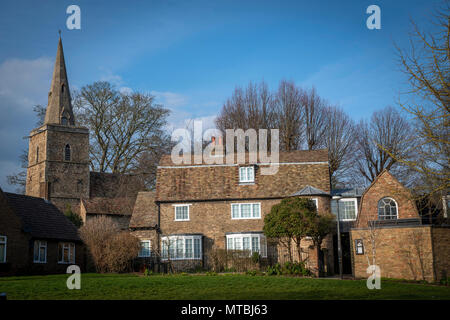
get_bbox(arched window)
[64,144,71,161]
[61,116,68,125]
[378,197,398,220]
[61,84,65,93]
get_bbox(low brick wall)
[431,226,450,281]
[350,225,446,282]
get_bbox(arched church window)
[378,197,398,220]
[64,144,71,161]
[62,84,65,93]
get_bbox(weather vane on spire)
[58,29,61,38]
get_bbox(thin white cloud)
[0,57,52,111]
[151,90,189,108]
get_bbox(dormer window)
[64,144,71,161]
[239,166,255,183]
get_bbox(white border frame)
[239,166,255,183]
[161,235,202,261]
[377,197,398,220]
[226,233,268,258]
[173,204,191,221]
[138,240,152,257]
[231,203,261,219]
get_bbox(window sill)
[174,219,190,222]
[58,261,75,264]
[33,261,47,264]
[231,217,261,220]
[238,182,255,185]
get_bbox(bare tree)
[353,106,415,184]
[323,106,356,186]
[302,87,327,150]
[73,81,171,180]
[272,80,304,151]
[385,3,450,196]
[216,81,274,133]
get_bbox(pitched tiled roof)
[290,185,330,196]
[4,192,81,241]
[89,171,145,199]
[156,149,330,202]
[158,149,329,166]
[129,191,158,228]
[82,197,135,216]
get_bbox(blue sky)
[0,0,442,191]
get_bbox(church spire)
[44,34,75,126]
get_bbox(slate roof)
[129,191,158,228]
[4,192,81,241]
[156,149,331,202]
[82,197,135,216]
[331,188,365,198]
[290,185,330,197]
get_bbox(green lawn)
[0,273,449,300]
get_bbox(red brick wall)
[159,195,334,273]
[431,227,450,281]
[350,226,435,282]
[356,170,419,228]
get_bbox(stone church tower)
[25,37,89,214]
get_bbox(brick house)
[350,170,450,282]
[0,188,84,276]
[129,149,336,275]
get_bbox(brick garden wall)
[431,226,450,281]
[351,226,436,282]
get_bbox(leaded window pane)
[194,238,201,259]
[232,204,239,218]
[252,204,260,218]
[241,204,251,218]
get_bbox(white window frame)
[339,198,358,221]
[231,203,261,219]
[311,198,318,210]
[33,240,47,264]
[378,197,398,220]
[332,197,358,221]
[58,242,75,264]
[138,240,151,257]
[226,233,267,258]
[0,236,6,263]
[239,166,255,183]
[173,204,191,221]
[161,235,202,260]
